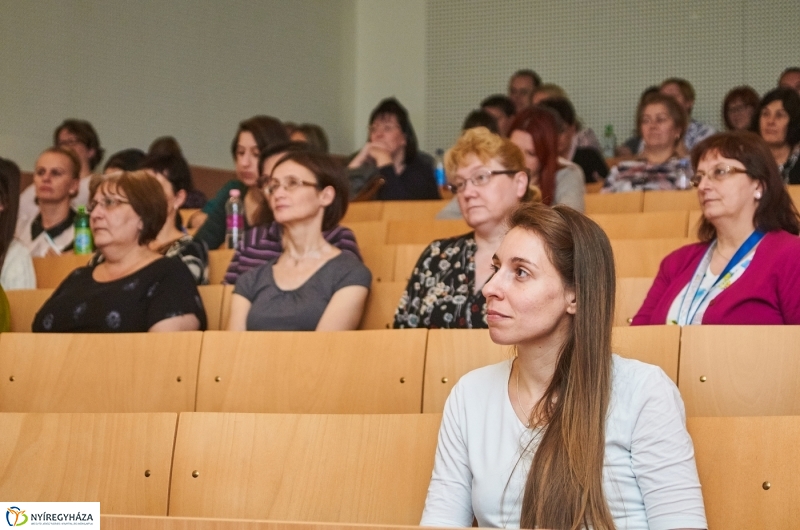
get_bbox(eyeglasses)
[690,166,749,187]
[446,170,522,194]
[88,196,130,213]
[262,177,319,195]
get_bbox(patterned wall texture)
[425,0,799,152]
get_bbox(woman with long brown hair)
[420,202,706,529]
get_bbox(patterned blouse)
[393,232,487,329]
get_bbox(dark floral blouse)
[393,232,487,329]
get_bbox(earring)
[755,190,762,200]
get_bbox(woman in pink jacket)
[633,130,800,325]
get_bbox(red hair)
[509,107,561,205]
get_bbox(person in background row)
[722,86,760,131]
[18,119,103,230]
[480,95,515,137]
[508,69,541,113]
[147,136,206,208]
[660,77,715,151]
[420,202,706,529]
[539,97,609,183]
[223,142,361,286]
[395,127,537,329]
[88,151,209,285]
[509,106,585,211]
[103,148,146,174]
[191,116,290,248]
[348,98,439,201]
[0,158,35,290]
[752,87,800,184]
[778,67,800,95]
[228,150,370,331]
[603,93,691,192]
[461,109,500,135]
[617,85,661,157]
[15,148,81,257]
[286,122,330,153]
[633,131,800,325]
[33,170,206,332]
[534,84,601,154]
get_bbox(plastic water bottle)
[674,160,690,190]
[602,125,616,158]
[73,205,94,254]
[225,189,244,249]
[434,149,446,189]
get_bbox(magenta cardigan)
[632,230,800,325]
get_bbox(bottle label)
[226,214,243,229]
[74,228,94,255]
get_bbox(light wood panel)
[0,332,202,412]
[102,515,455,530]
[614,277,654,326]
[341,201,384,222]
[361,245,396,282]
[359,281,405,330]
[584,191,643,214]
[385,219,470,245]
[345,220,388,247]
[381,199,452,220]
[611,238,690,277]
[208,249,236,285]
[589,211,689,239]
[679,326,800,416]
[641,189,701,211]
[198,285,225,330]
[5,288,53,332]
[195,330,427,413]
[422,326,679,412]
[0,412,176,514]
[688,416,800,528]
[168,413,441,523]
[32,253,91,288]
[787,184,800,209]
[393,243,427,282]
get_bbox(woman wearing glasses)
[32,171,207,332]
[227,150,371,331]
[633,131,800,325]
[394,127,537,329]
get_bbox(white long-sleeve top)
[420,355,707,530]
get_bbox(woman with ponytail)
[420,202,706,529]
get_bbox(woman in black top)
[348,98,440,201]
[33,170,206,332]
[753,87,800,184]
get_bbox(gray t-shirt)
[234,252,372,331]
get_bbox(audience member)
[752,87,800,184]
[634,131,800,325]
[223,142,361,285]
[147,136,206,208]
[103,148,146,174]
[539,97,609,182]
[33,170,206,332]
[461,109,499,134]
[508,69,541,113]
[660,77,715,150]
[778,67,800,95]
[531,83,567,106]
[89,152,209,285]
[192,116,290,248]
[0,158,35,290]
[421,202,707,529]
[722,86,760,131]
[18,119,103,230]
[15,148,81,257]
[348,98,439,201]
[534,85,601,153]
[617,85,660,157]
[288,123,330,153]
[480,95,515,137]
[509,106,585,211]
[228,150,370,331]
[603,93,691,192]
[395,127,537,329]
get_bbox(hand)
[367,143,393,167]
[348,143,374,169]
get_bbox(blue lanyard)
[678,230,765,325]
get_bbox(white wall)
[0,0,357,171]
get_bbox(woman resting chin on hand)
[228,150,371,331]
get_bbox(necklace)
[514,362,534,429]
[714,245,732,262]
